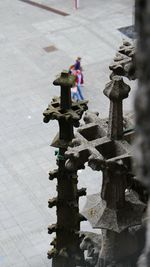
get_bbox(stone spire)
[103,76,130,140]
[43,71,88,267]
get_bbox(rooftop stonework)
[104,76,131,140]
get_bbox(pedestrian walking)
[76,69,84,100]
[71,85,81,101]
[69,65,77,75]
[69,60,85,101]
[74,57,82,70]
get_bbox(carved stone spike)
[103,76,130,140]
[43,70,88,267]
[109,41,136,80]
[53,71,75,110]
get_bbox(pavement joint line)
[19,0,69,16]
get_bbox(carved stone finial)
[103,76,131,140]
[104,76,130,101]
[53,70,75,87]
[53,71,75,110]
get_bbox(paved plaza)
[0,0,135,266]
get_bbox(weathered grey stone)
[109,41,136,80]
[134,1,150,266]
[44,71,88,267]
[103,76,131,140]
